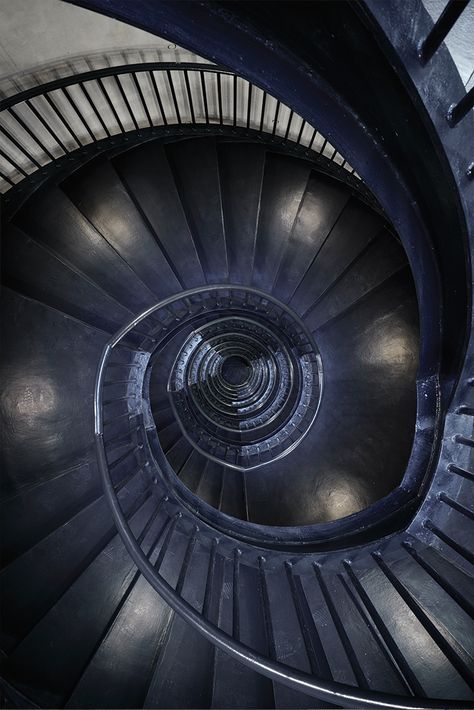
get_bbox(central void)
[167,310,323,471]
[221,355,252,385]
[146,142,420,527]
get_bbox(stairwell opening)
[136,139,422,531]
[3,2,473,705]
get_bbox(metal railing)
[93,285,464,710]
[417,0,474,172]
[2,1,471,704]
[0,61,357,193]
[88,3,474,707]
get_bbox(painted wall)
[0,0,471,88]
[423,0,474,88]
[0,0,202,86]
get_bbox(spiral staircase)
[1,1,473,708]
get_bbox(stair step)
[252,152,310,293]
[219,467,248,520]
[403,541,474,618]
[396,545,474,664]
[345,551,474,699]
[165,138,228,283]
[196,460,226,510]
[259,559,328,709]
[1,495,159,707]
[0,459,100,569]
[113,141,206,289]
[179,449,207,493]
[62,160,182,300]
[234,560,276,707]
[0,470,150,654]
[313,561,410,696]
[272,172,349,303]
[66,574,173,709]
[13,186,157,314]
[167,436,194,473]
[0,289,108,500]
[212,552,275,709]
[2,224,130,334]
[218,141,266,286]
[304,228,407,331]
[289,199,384,316]
[144,533,221,709]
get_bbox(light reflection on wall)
[357,314,419,373]
[313,471,371,522]
[1,373,59,444]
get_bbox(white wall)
[0,0,198,81]
[423,0,474,89]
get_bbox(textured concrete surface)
[0,0,190,81]
[423,0,474,88]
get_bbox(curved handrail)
[0,62,232,110]
[83,6,473,704]
[95,445,472,710]
[0,61,355,193]
[94,285,321,435]
[0,1,470,706]
[94,286,472,709]
[94,283,435,549]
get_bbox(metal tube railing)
[418,0,470,63]
[93,284,467,710]
[0,62,355,193]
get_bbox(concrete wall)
[423,0,474,89]
[0,0,198,82]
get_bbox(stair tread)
[66,574,173,709]
[113,141,206,289]
[62,160,182,299]
[261,561,330,709]
[288,199,384,316]
[315,564,410,696]
[165,138,228,283]
[1,459,100,570]
[0,288,108,500]
[392,548,474,662]
[2,224,131,334]
[196,460,226,510]
[13,186,158,314]
[304,228,408,331]
[0,471,149,654]
[346,553,474,699]
[143,532,219,709]
[179,449,207,493]
[1,495,158,707]
[218,467,248,520]
[272,172,350,303]
[252,153,311,292]
[212,553,275,709]
[218,142,266,286]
